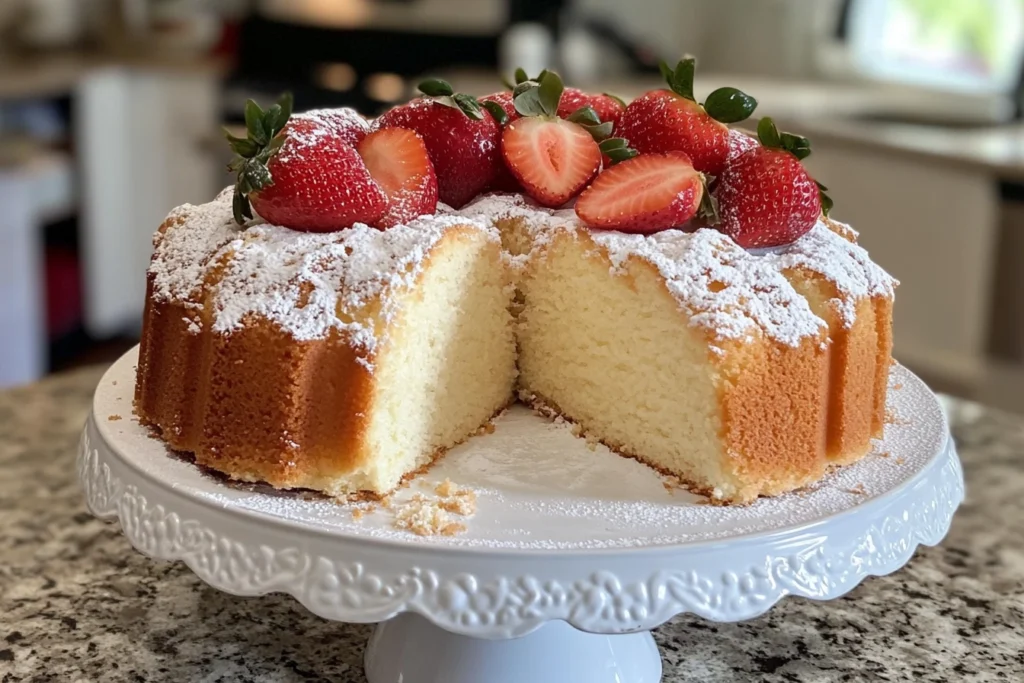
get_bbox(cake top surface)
[767,221,897,327]
[149,188,491,358]
[460,193,831,349]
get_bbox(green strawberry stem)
[757,116,833,216]
[225,91,294,225]
[598,137,639,165]
[417,78,492,121]
[658,56,757,124]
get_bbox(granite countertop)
[1,366,1022,682]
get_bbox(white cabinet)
[77,67,221,337]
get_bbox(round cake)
[134,65,896,504]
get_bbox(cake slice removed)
[135,193,517,498]
[516,226,832,504]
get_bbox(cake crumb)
[392,480,478,537]
[351,508,366,521]
[876,451,891,459]
[895,456,906,465]
[843,483,867,496]
[112,380,118,386]
[441,522,466,536]
[108,414,123,422]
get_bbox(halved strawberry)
[615,58,757,176]
[575,152,711,234]
[502,116,600,208]
[713,117,829,248]
[225,93,387,232]
[358,127,438,228]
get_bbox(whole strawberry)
[713,117,832,249]
[557,88,626,127]
[616,57,757,176]
[375,80,507,208]
[225,94,387,232]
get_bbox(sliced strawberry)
[557,88,626,127]
[615,58,757,176]
[358,128,438,228]
[225,93,387,232]
[376,80,504,208]
[713,117,826,248]
[575,152,706,233]
[502,116,601,208]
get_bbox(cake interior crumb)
[108,414,123,422]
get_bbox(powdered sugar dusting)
[764,221,897,327]
[148,188,492,359]
[593,228,826,347]
[461,193,824,347]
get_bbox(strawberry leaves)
[659,56,757,125]
[418,78,488,121]
[599,137,638,165]
[757,116,833,216]
[703,87,758,124]
[513,70,563,117]
[566,105,613,140]
[660,57,696,101]
[225,92,294,225]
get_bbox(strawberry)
[500,72,632,208]
[479,91,520,125]
[291,107,370,147]
[375,79,506,208]
[225,93,386,232]
[615,58,757,176]
[575,152,714,233]
[478,91,524,192]
[726,128,757,164]
[557,88,626,127]
[502,116,600,207]
[357,127,438,228]
[713,117,832,248]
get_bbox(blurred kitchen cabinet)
[0,174,44,387]
[77,67,221,337]
[803,144,1000,386]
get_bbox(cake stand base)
[365,614,662,683]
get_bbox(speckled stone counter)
[1,365,1022,682]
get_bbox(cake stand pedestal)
[79,348,963,683]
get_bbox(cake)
[134,63,896,504]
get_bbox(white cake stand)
[79,348,964,683]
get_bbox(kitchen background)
[1,0,1023,413]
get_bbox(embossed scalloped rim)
[77,383,963,638]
